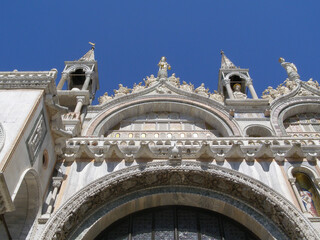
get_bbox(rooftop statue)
[279,57,300,81]
[210,90,224,102]
[168,73,180,87]
[144,74,157,87]
[114,84,131,97]
[157,56,171,79]
[132,82,145,93]
[98,92,113,104]
[180,81,194,92]
[195,83,209,97]
[233,84,247,99]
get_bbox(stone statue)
[279,57,300,81]
[180,81,194,92]
[168,73,180,87]
[114,84,131,97]
[132,82,145,93]
[195,83,209,97]
[210,90,224,102]
[98,92,113,104]
[233,84,247,99]
[144,74,157,87]
[157,56,171,79]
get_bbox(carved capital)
[245,78,253,86]
[222,78,230,86]
[85,71,93,78]
[52,177,63,188]
[288,178,296,185]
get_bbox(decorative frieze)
[63,137,320,163]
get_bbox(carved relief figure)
[157,56,171,79]
[209,90,224,102]
[168,73,180,87]
[132,82,145,93]
[180,81,194,92]
[114,84,131,97]
[98,92,113,104]
[233,84,247,99]
[279,57,300,81]
[195,83,209,97]
[144,74,157,87]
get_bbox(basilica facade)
[0,47,320,239]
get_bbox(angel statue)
[157,56,171,79]
[279,57,300,81]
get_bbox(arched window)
[105,112,222,140]
[288,167,320,217]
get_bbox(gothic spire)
[220,50,237,69]
[79,43,95,61]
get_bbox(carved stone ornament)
[0,123,5,152]
[40,161,319,240]
[180,81,194,92]
[98,92,113,104]
[262,79,298,103]
[168,73,180,87]
[209,90,224,102]
[132,82,145,93]
[26,112,47,165]
[114,84,131,97]
[195,83,209,97]
[144,74,157,87]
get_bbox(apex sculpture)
[157,56,171,79]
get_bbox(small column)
[74,96,85,114]
[246,78,258,99]
[288,178,309,214]
[57,72,69,90]
[45,177,63,216]
[81,71,92,91]
[223,78,234,99]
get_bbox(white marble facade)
[0,52,320,240]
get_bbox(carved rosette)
[40,161,319,240]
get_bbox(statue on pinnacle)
[279,57,300,81]
[157,56,171,79]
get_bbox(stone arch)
[84,97,240,137]
[225,72,250,81]
[3,169,41,240]
[64,65,91,74]
[244,124,274,137]
[271,100,320,135]
[40,161,319,240]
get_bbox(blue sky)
[0,1,319,104]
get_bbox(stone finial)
[220,50,237,69]
[79,43,95,61]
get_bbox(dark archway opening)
[95,205,259,240]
